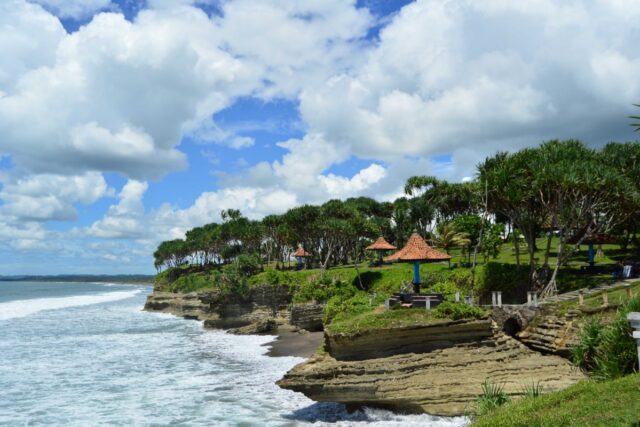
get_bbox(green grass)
[327,308,448,335]
[471,374,640,427]
[558,280,640,311]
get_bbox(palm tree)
[433,223,471,267]
[630,104,640,131]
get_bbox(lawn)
[471,373,640,427]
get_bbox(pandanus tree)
[478,149,545,286]
[531,140,637,296]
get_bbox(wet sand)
[264,325,324,358]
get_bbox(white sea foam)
[0,285,469,426]
[0,289,141,320]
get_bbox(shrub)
[236,254,261,276]
[433,301,485,320]
[427,281,459,301]
[324,293,373,325]
[475,262,529,303]
[213,264,250,301]
[573,296,640,379]
[572,318,603,372]
[475,380,510,416]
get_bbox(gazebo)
[365,237,397,265]
[292,247,311,269]
[386,232,451,293]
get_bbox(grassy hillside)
[471,374,640,427]
[154,236,639,328]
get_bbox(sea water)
[0,281,469,426]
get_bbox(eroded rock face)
[278,332,585,416]
[326,319,493,361]
[144,283,295,333]
[289,303,325,332]
[143,292,210,320]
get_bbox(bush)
[212,264,250,301]
[572,318,603,372]
[236,254,261,276]
[475,262,529,303]
[573,296,640,379]
[324,293,373,325]
[427,281,459,301]
[433,301,485,320]
[293,275,356,304]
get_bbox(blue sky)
[0,0,638,274]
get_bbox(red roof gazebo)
[292,247,311,258]
[292,247,311,269]
[365,237,396,263]
[386,233,451,292]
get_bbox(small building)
[292,247,311,269]
[386,232,451,293]
[365,236,397,265]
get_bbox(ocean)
[0,281,468,426]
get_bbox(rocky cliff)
[289,303,325,332]
[278,328,585,416]
[143,291,211,320]
[144,284,326,334]
[326,319,493,361]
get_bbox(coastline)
[263,325,324,358]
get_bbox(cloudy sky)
[1,0,638,274]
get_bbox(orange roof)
[365,236,397,251]
[292,247,311,257]
[385,232,451,262]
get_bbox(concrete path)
[537,278,639,306]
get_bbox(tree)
[433,223,471,267]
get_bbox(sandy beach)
[264,325,324,358]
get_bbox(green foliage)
[475,262,529,302]
[471,374,640,427]
[167,272,212,293]
[433,301,486,320]
[522,381,544,398]
[572,318,603,372]
[427,281,459,301]
[328,308,445,335]
[573,296,640,379]
[236,254,261,276]
[452,215,483,246]
[475,380,510,416]
[324,293,372,325]
[293,275,352,304]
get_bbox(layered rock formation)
[326,319,493,361]
[289,303,325,332]
[143,291,210,320]
[144,283,326,334]
[278,330,585,416]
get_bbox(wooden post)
[625,284,633,299]
[578,290,584,306]
[602,290,609,307]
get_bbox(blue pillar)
[588,242,595,266]
[413,261,421,283]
